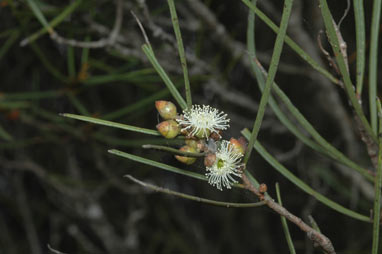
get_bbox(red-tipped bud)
[156,120,180,139]
[204,153,216,167]
[155,100,177,120]
[229,137,246,155]
[175,145,197,165]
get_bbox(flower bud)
[185,139,198,149]
[229,137,246,155]
[155,100,177,120]
[204,153,216,167]
[175,145,197,165]
[156,120,180,139]
[195,128,211,139]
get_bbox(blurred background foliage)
[0,0,380,253]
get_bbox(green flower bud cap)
[155,101,177,120]
[175,145,197,165]
[185,139,198,149]
[156,120,180,139]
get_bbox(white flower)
[205,140,243,191]
[177,105,230,139]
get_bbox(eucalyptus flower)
[205,140,243,191]
[177,105,230,139]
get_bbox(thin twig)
[241,173,336,254]
[50,0,123,48]
[47,244,69,254]
[125,175,266,208]
[131,10,151,48]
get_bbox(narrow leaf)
[167,0,192,109]
[371,99,382,254]
[244,0,294,164]
[61,113,160,136]
[142,44,187,110]
[109,149,205,181]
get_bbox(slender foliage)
[109,149,207,182]
[142,44,187,110]
[167,0,192,109]
[372,100,382,254]
[20,0,83,46]
[255,63,373,181]
[241,0,339,85]
[319,0,377,143]
[243,0,294,164]
[368,0,382,134]
[61,113,160,136]
[353,0,366,95]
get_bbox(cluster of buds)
[155,101,180,139]
[155,100,246,191]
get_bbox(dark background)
[0,0,380,253]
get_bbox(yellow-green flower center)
[217,159,225,169]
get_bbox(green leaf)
[372,99,382,254]
[167,0,192,109]
[368,0,381,134]
[21,0,83,46]
[61,113,160,136]
[241,0,339,85]
[243,0,294,164]
[26,0,51,31]
[353,0,366,95]
[319,0,377,142]
[108,149,205,181]
[254,64,373,182]
[142,44,187,110]
[246,0,326,156]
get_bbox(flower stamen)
[205,140,243,191]
[177,105,230,139]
